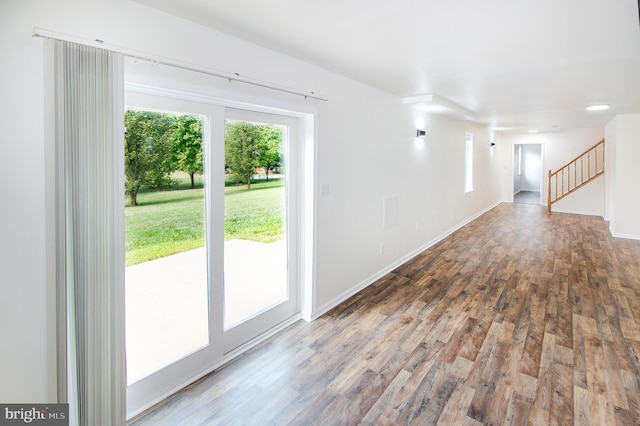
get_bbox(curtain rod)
[33,27,329,102]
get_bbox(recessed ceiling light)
[586,104,610,111]
[527,130,538,133]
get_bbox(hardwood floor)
[131,203,640,425]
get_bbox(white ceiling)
[134,0,640,132]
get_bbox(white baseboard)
[551,207,604,217]
[309,201,501,321]
[609,224,640,240]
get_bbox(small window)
[465,133,474,193]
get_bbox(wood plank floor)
[131,203,640,425]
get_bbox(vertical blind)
[52,39,126,425]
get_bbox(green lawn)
[125,178,284,266]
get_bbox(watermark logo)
[0,404,68,426]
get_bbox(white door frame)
[124,87,316,419]
[511,142,544,205]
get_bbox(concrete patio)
[125,239,287,383]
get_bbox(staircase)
[547,139,604,212]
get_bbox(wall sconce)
[416,129,426,138]
[490,142,496,147]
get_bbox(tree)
[225,121,265,190]
[258,125,283,180]
[172,114,203,188]
[124,110,176,206]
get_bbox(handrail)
[557,139,605,170]
[547,139,604,212]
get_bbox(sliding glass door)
[124,93,300,417]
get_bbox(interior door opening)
[513,143,542,205]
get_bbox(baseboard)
[551,207,605,217]
[309,201,501,321]
[609,225,640,240]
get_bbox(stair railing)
[547,139,605,212]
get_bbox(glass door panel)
[222,109,298,351]
[124,92,224,418]
[124,109,209,384]
[223,119,288,328]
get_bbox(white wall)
[606,114,640,238]
[502,128,605,215]
[604,118,616,223]
[0,0,50,404]
[0,0,503,402]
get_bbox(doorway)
[124,92,304,418]
[513,144,542,205]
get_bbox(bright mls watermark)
[0,404,68,426]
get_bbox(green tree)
[258,125,283,180]
[124,110,176,206]
[225,121,265,190]
[172,114,203,188]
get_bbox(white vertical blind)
[52,39,126,426]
